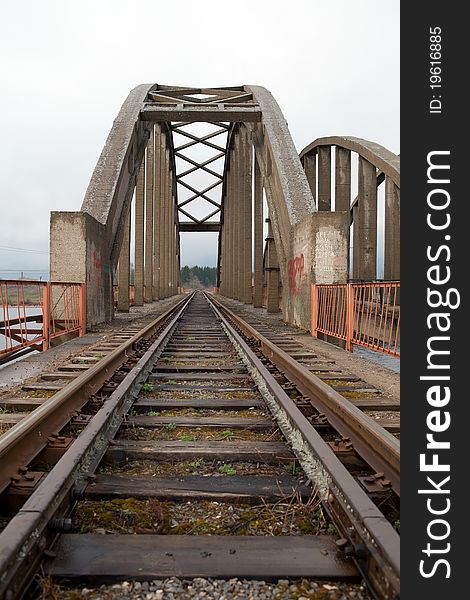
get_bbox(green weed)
[218,463,237,476]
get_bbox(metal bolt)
[25,473,35,481]
[18,466,28,474]
[345,544,368,560]
[49,518,73,532]
[354,544,368,560]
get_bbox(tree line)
[180,265,217,288]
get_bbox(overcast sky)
[0,0,399,277]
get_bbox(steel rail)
[0,294,190,494]
[206,294,399,600]
[209,295,400,496]
[0,293,194,598]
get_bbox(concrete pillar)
[134,159,145,306]
[173,202,178,295]
[384,176,400,280]
[303,152,316,207]
[317,146,331,211]
[171,196,178,296]
[224,166,231,297]
[227,162,235,298]
[219,195,227,295]
[51,211,112,327]
[267,269,280,313]
[176,235,181,293]
[253,154,264,307]
[168,177,173,298]
[241,126,252,304]
[335,147,351,211]
[152,124,161,300]
[170,218,176,295]
[162,147,170,297]
[167,153,173,297]
[144,130,154,302]
[224,168,233,297]
[357,156,378,280]
[230,149,238,300]
[235,134,243,301]
[168,159,173,297]
[265,218,280,313]
[160,142,167,298]
[117,211,131,312]
[174,223,179,294]
[352,204,360,280]
[171,222,176,295]
[156,133,165,298]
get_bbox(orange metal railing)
[0,280,85,361]
[311,282,400,357]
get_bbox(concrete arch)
[299,136,400,282]
[300,135,400,187]
[51,84,351,330]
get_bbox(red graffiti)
[92,251,102,270]
[287,254,305,294]
[92,250,103,287]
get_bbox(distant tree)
[188,274,204,290]
[181,265,191,284]
[180,265,217,288]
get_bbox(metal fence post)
[311,284,318,337]
[79,283,86,337]
[42,282,51,351]
[346,283,354,352]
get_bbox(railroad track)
[0,291,400,599]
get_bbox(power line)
[0,244,49,255]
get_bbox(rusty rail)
[0,293,194,597]
[0,291,398,599]
[0,293,191,495]
[0,280,86,360]
[210,293,400,495]
[311,282,400,357]
[207,293,399,598]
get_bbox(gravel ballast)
[42,577,371,599]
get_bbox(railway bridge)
[50,84,400,332]
[0,85,401,600]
